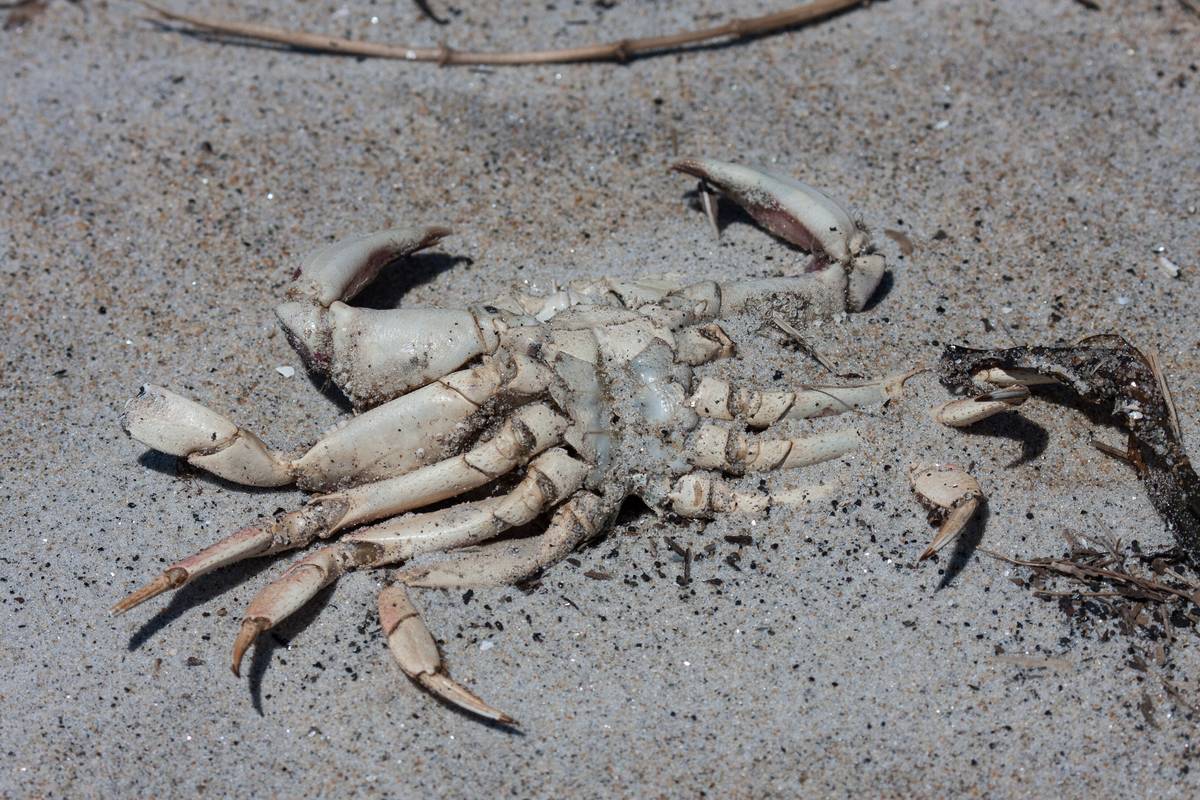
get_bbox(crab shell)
[909,463,983,511]
[908,463,984,561]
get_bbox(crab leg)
[122,361,511,492]
[688,371,915,428]
[342,449,588,558]
[112,403,565,614]
[687,424,860,475]
[230,449,588,674]
[324,403,566,530]
[292,361,508,489]
[396,490,612,588]
[378,583,514,724]
[668,473,836,517]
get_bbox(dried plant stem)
[139,0,867,65]
[981,548,1200,606]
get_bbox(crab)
[113,158,1009,723]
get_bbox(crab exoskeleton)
[907,463,985,561]
[114,158,922,723]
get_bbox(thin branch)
[138,0,868,65]
[981,548,1200,606]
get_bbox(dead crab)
[113,159,1004,723]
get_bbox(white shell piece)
[326,305,499,402]
[847,253,886,311]
[908,463,982,510]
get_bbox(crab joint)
[909,463,984,561]
[121,385,292,487]
[688,424,860,474]
[933,385,1031,427]
[668,474,835,518]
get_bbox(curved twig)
[138,0,868,66]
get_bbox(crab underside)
[117,158,1163,723]
[115,158,919,721]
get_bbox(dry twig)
[981,548,1200,606]
[139,0,868,65]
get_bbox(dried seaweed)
[984,533,1200,713]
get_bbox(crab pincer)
[932,385,1031,427]
[670,157,886,313]
[909,463,984,561]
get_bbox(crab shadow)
[136,450,297,494]
[934,504,989,591]
[246,584,336,715]
[353,252,473,310]
[948,411,1050,468]
[127,454,301,650]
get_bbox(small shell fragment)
[909,463,984,561]
[1157,254,1181,279]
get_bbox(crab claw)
[933,385,1031,427]
[909,463,984,561]
[671,157,884,310]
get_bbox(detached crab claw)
[933,385,1031,428]
[908,463,984,561]
[671,157,885,311]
